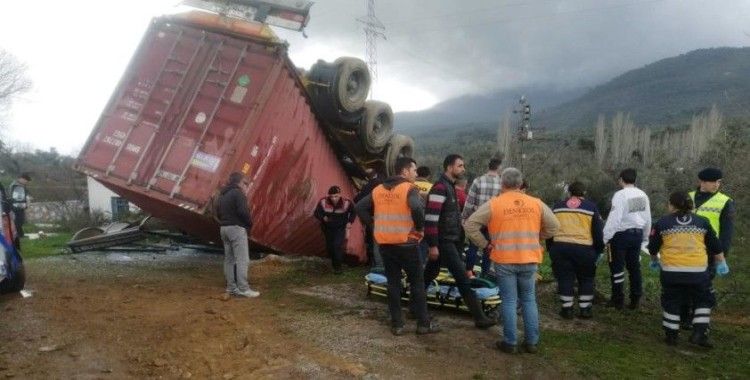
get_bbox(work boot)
[496,341,518,354]
[577,307,593,319]
[522,341,538,354]
[628,298,640,310]
[688,330,713,349]
[416,321,441,335]
[605,300,624,310]
[559,307,575,320]
[465,292,496,329]
[664,330,678,346]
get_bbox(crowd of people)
[215,156,734,352]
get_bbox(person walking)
[355,157,439,336]
[548,181,605,319]
[648,191,728,348]
[217,172,259,298]
[603,168,651,310]
[465,167,559,354]
[314,185,356,274]
[424,154,496,330]
[462,158,502,278]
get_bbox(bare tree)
[594,114,607,166]
[0,49,31,130]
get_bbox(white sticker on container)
[103,136,123,147]
[125,143,141,154]
[191,151,222,173]
[250,146,259,157]
[195,112,207,124]
[230,86,248,104]
[113,130,127,139]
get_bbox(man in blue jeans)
[465,168,559,353]
[602,168,651,310]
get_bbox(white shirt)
[603,185,651,244]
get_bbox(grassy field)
[20,233,72,259]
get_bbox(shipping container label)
[230,86,248,104]
[191,151,222,173]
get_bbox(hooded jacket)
[217,184,252,230]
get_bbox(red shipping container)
[75,12,365,261]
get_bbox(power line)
[357,0,386,86]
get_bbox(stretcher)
[365,267,501,316]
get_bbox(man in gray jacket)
[217,172,259,298]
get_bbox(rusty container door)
[76,16,365,262]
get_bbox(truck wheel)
[385,134,414,176]
[334,57,370,114]
[359,100,394,154]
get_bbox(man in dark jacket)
[355,168,384,269]
[424,154,495,329]
[217,172,258,298]
[314,185,356,274]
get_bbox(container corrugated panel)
[76,15,365,261]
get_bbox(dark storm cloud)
[280,0,750,99]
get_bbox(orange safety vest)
[488,191,544,264]
[372,182,422,244]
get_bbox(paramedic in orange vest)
[355,157,440,336]
[465,168,559,354]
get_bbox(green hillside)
[540,47,750,130]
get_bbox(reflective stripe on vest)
[487,191,544,264]
[373,182,420,244]
[660,224,708,273]
[689,191,730,236]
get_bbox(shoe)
[664,332,678,346]
[577,307,593,319]
[522,342,538,354]
[559,307,575,319]
[391,326,404,336]
[605,300,624,310]
[628,299,640,310]
[416,322,441,335]
[688,330,713,349]
[495,341,518,354]
[234,289,260,298]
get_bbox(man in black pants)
[424,154,495,329]
[314,186,356,274]
[355,157,439,336]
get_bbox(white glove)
[640,241,649,255]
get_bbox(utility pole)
[357,0,386,97]
[512,95,532,171]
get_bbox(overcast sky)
[0,0,748,153]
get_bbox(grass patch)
[20,233,72,259]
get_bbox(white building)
[86,176,139,219]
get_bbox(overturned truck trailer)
[74,5,413,262]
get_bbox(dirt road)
[1,250,562,379]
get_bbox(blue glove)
[716,261,729,276]
[649,259,660,272]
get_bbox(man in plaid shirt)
[462,158,502,277]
